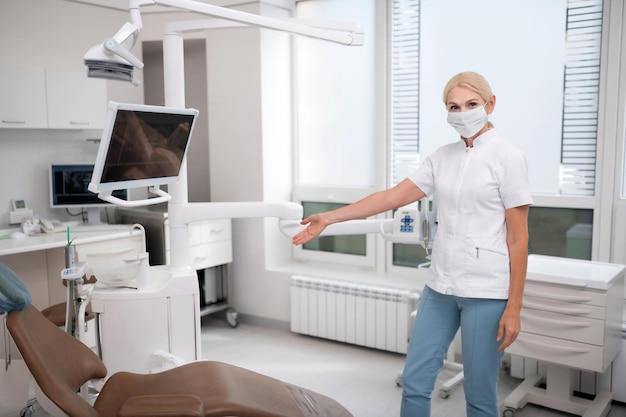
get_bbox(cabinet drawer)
[521,308,605,345]
[524,281,606,307]
[507,332,605,373]
[189,240,233,270]
[188,219,231,246]
[523,296,606,320]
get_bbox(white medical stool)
[396,310,464,399]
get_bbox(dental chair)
[2,265,353,417]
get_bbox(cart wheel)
[19,405,33,417]
[502,407,515,417]
[226,308,239,328]
[438,389,450,399]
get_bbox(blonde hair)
[443,71,494,128]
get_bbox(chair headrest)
[0,264,32,313]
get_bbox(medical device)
[84,0,364,86]
[381,197,437,255]
[88,101,198,207]
[50,164,128,224]
[84,20,144,86]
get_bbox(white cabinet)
[165,218,233,269]
[45,69,107,129]
[90,266,200,377]
[187,218,233,270]
[0,66,107,130]
[509,281,621,373]
[0,67,48,128]
[504,255,626,417]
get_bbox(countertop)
[0,222,144,257]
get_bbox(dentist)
[293,71,533,417]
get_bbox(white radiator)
[290,275,419,354]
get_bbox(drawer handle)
[209,228,224,234]
[517,338,590,354]
[523,300,593,316]
[521,310,591,327]
[194,255,208,262]
[524,289,592,303]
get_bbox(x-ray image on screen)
[102,110,194,183]
[89,101,198,194]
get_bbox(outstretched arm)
[292,179,426,246]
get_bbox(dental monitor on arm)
[84,0,368,272]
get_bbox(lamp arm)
[132,0,363,46]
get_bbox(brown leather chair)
[40,301,95,327]
[7,305,353,417]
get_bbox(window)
[299,202,366,256]
[292,0,379,266]
[291,195,377,268]
[294,0,378,189]
[390,0,603,196]
[389,0,604,266]
[528,207,593,260]
[293,0,606,269]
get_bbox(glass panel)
[294,0,377,188]
[392,242,430,269]
[528,206,593,260]
[301,201,367,256]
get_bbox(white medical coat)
[408,129,533,299]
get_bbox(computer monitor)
[50,163,128,224]
[88,101,198,201]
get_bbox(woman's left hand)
[496,306,521,352]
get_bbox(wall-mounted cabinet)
[45,68,107,129]
[0,67,48,129]
[0,66,107,130]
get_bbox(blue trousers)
[400,286,506,417]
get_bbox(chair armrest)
[118,394,204,417]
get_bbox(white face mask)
[447,106,488,138]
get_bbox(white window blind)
[560,0,603,196]
[390,0,420,186]
[389,0,603,196]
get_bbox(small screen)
[89,102,198,195]
[51,164,127,207]
[100,109,194,184]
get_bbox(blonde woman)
[293,71,532,417]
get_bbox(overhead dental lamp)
[84,19,144,86]
[84,0,364,86]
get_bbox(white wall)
[0,0,142,224]
[0,0,421,325]
[0,0,302,324]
